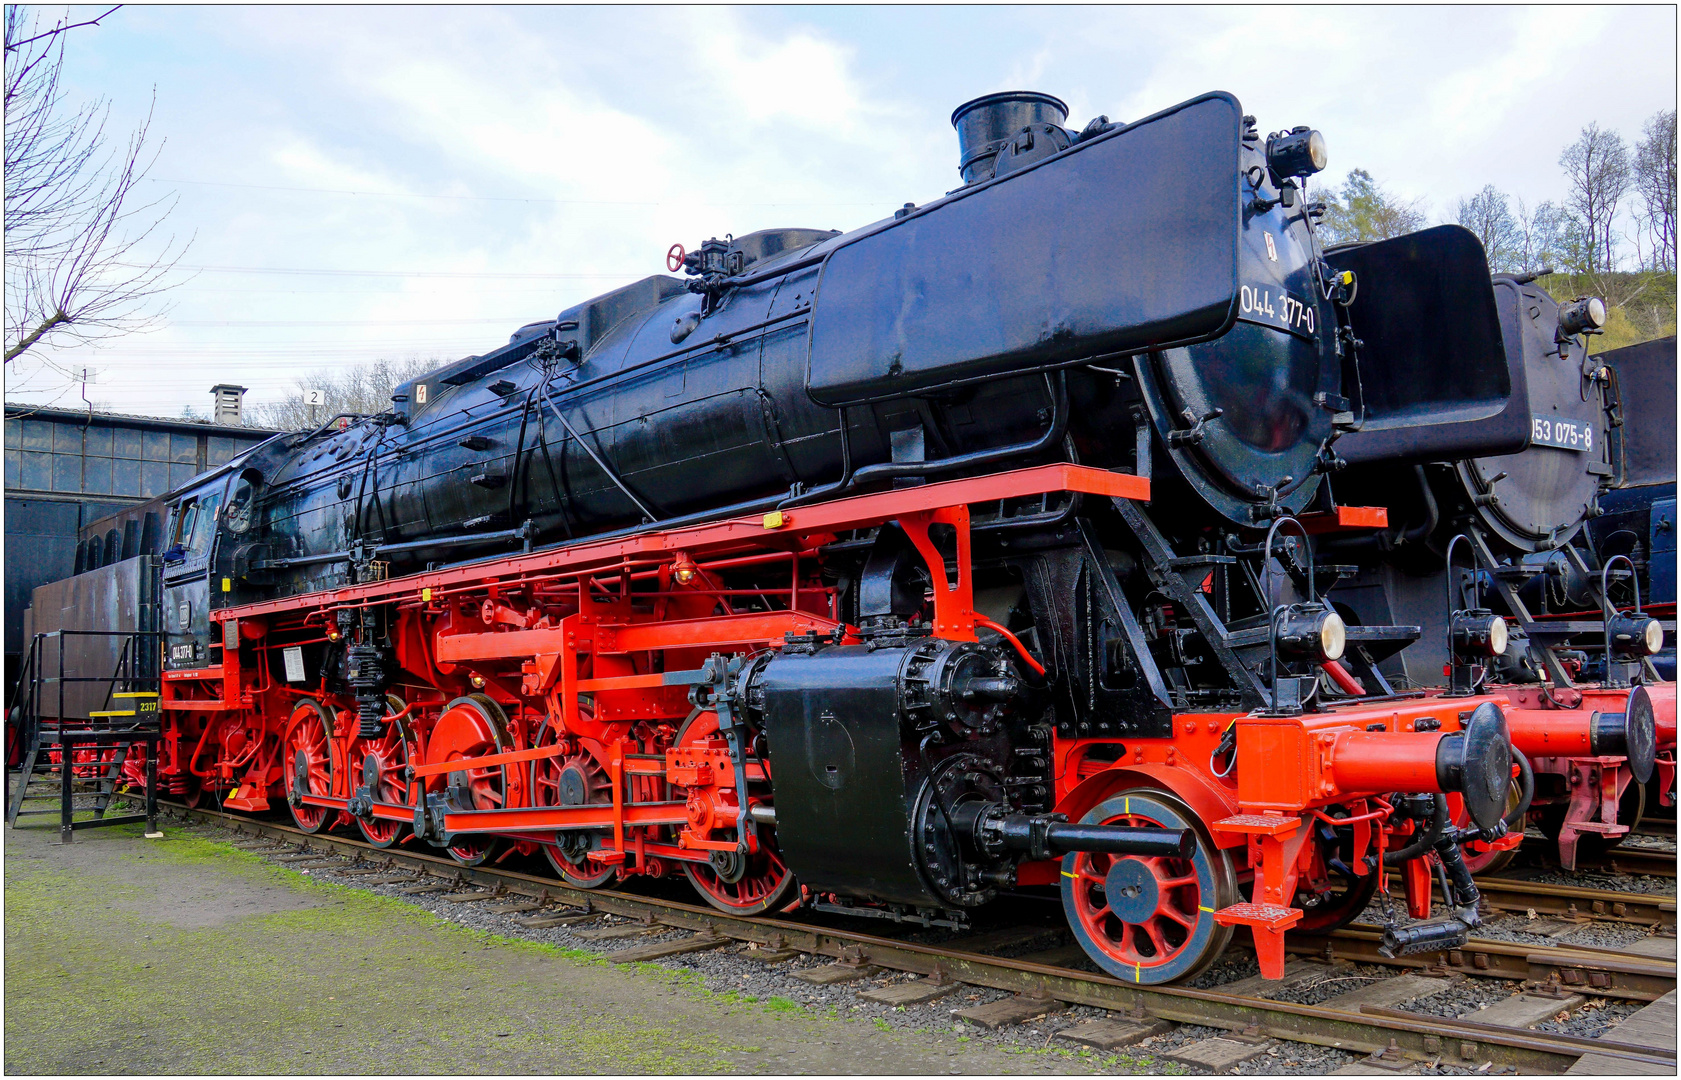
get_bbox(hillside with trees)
[1311,108,1677,352]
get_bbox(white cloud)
[11,5,1674,416]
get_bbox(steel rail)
[125,798,1677,1073]
[1291,926,1674,1002]
[1513,835,1677,878]
[1633,817,1676,839]
[1391,871,1677,929]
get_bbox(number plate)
[1532,416,1594,452]
[1238,283,1316,338]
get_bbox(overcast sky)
[6,4,1676,418]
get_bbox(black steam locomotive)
[25,90,1564,986]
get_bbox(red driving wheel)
[673,708,796,915]
[665,243,686,273]
[348,697,414,849]
[530,715,616,888]
[426,695,510,866]
[283,700,335,833]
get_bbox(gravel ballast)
[177,817,1674,1076]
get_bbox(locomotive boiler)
[23,89,1532,986]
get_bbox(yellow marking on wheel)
[1200,906,1214,913]
[1062,870,1076,878]
[1134,963,1141,982]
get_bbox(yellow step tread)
[87,710,136,717]
[111,692,159,698]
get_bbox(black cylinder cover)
[753,636,1029,911]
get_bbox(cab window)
[189,494,220,556]
[170,499,198,553]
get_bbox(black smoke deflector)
[805,92,1244,407]
[1329,225,1520,464]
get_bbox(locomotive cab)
[161,481,224,671]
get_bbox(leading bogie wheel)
[1061,788,1236,985]
[283,700,335,834]
[1293,869,1378,934]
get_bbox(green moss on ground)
[6,823,1154,1074]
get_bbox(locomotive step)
[1213,902,1306,931]
[1212,815,1302,837]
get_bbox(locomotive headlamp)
[1558,296,1607,337]
[1607,611,1664,658]
[1266,126,1328,178]
[1450,609,1508,659]
[1275,604,1345,662]
[671,553,698,586]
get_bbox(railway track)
[131,797,1678,1074]
[1633,817,1676,840]
[1513,835,1678,878]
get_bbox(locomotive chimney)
[950,91,1068,186]
[210,383,248,426]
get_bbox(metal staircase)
[5,630,163,841]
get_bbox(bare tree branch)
[3,5,119,52]
[244,356,447,431]
[1312,168,1428,246]
[1454,185,1522,272]
[4,4,191,364]
[1559,122,1632,274]
[1633,109,1678,273]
